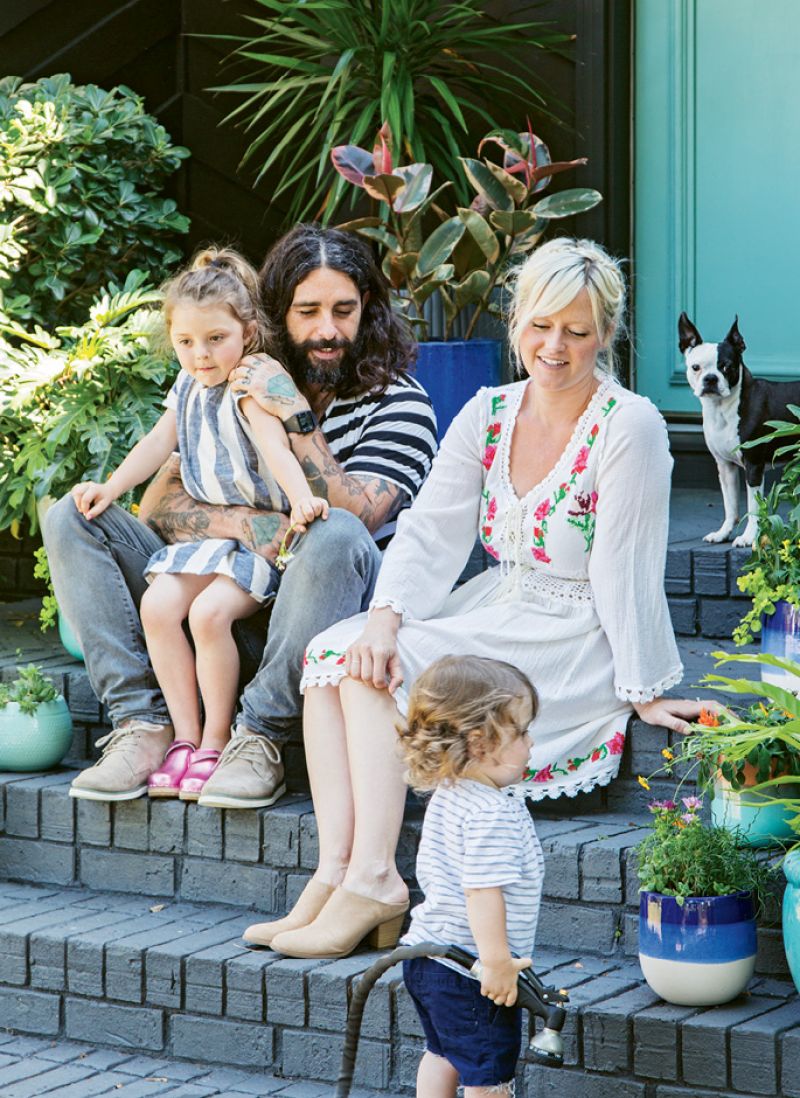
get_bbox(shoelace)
[221,734,282,768]
[94,728,139,756]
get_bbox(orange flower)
[697,708,720,728]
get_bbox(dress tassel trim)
[614,665,684,704]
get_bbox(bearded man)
[43,224,437,807]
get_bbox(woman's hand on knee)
[633,697,712,735]
[345,609,403,693]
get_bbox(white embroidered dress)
[300,374,684,800]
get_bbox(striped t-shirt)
[402,779,544,970]
[319,374,437,548]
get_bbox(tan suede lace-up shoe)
[70,721,173,801]
[196,731,286,809]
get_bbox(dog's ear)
[724,315,746,354]
[678,312,702,352]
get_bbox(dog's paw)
[703,529,732,543]
[732,532,756,549]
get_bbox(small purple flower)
[681,812,697,825]
[682,795,702,812]
[648,799,677,813]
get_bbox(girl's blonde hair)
[398,656,538,792]
[161,246,268,354]
[507,237,627,376]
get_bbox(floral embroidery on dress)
[567,490,598,551]
[480,489,500,559]
[491,394,507,416]
[303,647,346,668]
[601,396,617,417]
[529,422,601,563]
[523,729,625,783]
[482,420,502,470]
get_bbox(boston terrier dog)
[679,312,800,546]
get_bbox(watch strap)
[282,410,318,434]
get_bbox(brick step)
[0,769,788,981]
[0,880,796,1096]
[667,537,752,639]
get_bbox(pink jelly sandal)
[147,740,196,798]
[179,749,222,802]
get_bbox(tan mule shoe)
[270,886,409,959]
[243,879,335,948]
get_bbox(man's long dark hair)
[259,223,417,397]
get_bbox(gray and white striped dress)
[145,371,286,603]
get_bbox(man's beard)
[282,334,362,393]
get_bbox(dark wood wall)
[4,0,631,268]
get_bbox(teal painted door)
[635,0,800,413]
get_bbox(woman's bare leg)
[188,576,261,753]
[338,678,408,904]
[302,685,355,887]
[141,573,213,746]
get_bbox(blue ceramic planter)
[413,339,503,440]
[0,698,73,771]
[711,779,798,847]
[639,890,757,1005]
[761,600,800,691]
[782,849,800,994]
[57,611,84,662]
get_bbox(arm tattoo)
[147,505,211,543]
[265,375,300,404]
[249,513,284,549]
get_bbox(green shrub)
[0,73,189,329]
[0,271,174,536]
[0,663,59,716]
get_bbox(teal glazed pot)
[639,890,757,1005]
[782,849,800,994]
[414,339,503,440]
[711,779,798,847]
[761,600,800,691]
[58,611,84,661]
[0,698,73,771]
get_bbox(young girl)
[398,655,545,1098]
[70,248,327,800]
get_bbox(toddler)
[398,655,544,1097]
[71,248,326,800]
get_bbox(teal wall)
[635,0,800,413]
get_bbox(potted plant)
[330,123,601,435]
[0,663,73,771]
[636,794,771,1006]
[733,485,800,692]
[657,651,800,847]
[208,0,570,224]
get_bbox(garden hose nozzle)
[334,942,570,1096]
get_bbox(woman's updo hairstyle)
[161,247,268,355]
[507,237,626,376]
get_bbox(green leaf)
[393,164,433,213]
[361,173,405,205]
[415,217,465,277]
[489,209,543,235]
[457,208,500,263]
[482,159,528,205]
[460,158,514,212]
[453,270,491,310]
[532,188,603,219]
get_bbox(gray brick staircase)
[2,498,799,1095]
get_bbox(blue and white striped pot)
[638,890,757,1006]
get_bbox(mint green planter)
[0,698,73,771]
[783,849,800,995]
[711,780,798,848]
[57,611,84,662]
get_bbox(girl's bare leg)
[187,576,261,752]
[417,1051,459,1098]
[302,685,355,887]
[141,573,214,745]
[338,678,408,904]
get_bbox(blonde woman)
[245,236,700,957]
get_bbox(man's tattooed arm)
[138,455,289,561]
[293,430,407,533]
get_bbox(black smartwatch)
[282,410,318,434]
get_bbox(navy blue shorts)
[403,957,522,1087]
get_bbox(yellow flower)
[130,503,140,516]
[661,748,674,761]
[637,775,650,791]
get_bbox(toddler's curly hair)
[398,655,538,792]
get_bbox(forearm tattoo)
[294,432,405,531]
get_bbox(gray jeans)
[43,498,382,744]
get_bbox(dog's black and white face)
[679,312,746,399]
